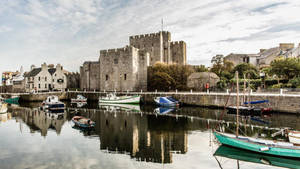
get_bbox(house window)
[53,79,54,82]
[45,84,47,88]
[38,77,40,81]
[124,74,127,80]
[32,84,34,88]
[55,74,56,77]
[106,75,109,81]
[45,77,47,81]
[38,84,40,88]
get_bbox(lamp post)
[260,71,265,89]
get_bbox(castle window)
[114,58,118,64]
[38,77,40,81]
[45,84,47,88]
[106,75,109,81]
[124,74,127,80]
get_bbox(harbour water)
[0,102,300,169]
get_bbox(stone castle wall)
[80,61,100,90]
[170,41,186,65]
[99,46,148,91]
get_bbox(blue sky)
[1,0,300,74]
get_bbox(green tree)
[194,65,208,72]
[151,72,175,91]
[270,57,300,79]
[232,63,258,79]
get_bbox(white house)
[24,63,67,92]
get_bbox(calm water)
[1,102,300,169]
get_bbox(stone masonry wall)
[80,61,100,91]
[100,46,138,91]
[170,41,186,65]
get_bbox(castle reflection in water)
[9,105,190,164]
[8,103,300,164]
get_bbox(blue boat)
[154,97,179,107]
[72,116,95,128]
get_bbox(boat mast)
[236,71,239,137]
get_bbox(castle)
[80,31,187,91]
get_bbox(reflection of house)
[12,108,66,136]
[187,72,220,91]
[225,43,300,68]
[96,109,187,163]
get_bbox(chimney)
[30,65,36,71]
[56,64,62,71]
[260,49,266,53]
[48,64,54,68]
[279,43,294,51]
[41,63,48,70]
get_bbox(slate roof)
[24,68,42,77]
[48,68,56,75]
[24,68,57,77]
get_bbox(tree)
[151,72,175,91]
[270,57,300,79]
[232,63,258,79]
[147,62,194,91]
[195,65,208,72]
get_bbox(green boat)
[4,96,20,104]
[214,145,300,169]
[214,132,300,158]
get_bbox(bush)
[289,77,300,88]
[271,83,282,89]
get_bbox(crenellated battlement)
[100,46,133,56]
[129,31,170,40]
[170,41,186,46]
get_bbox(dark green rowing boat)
[214,145,300,169]
[4,96,20,104]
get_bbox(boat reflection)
[214,145,300,168]
[99,103,141,113]
[154,107,175,114]
[0,112,12,123]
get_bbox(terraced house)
[24,63,67,92]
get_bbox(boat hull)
[289,131,300,145]
[4,97,19,104]
[99,95,140,104]
[214,145,300,169]
[214,132,300,158]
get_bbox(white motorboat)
[99,93,140,104]
[42,95,65,111]
[288,131,300,145]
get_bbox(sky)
[1,0,300,74]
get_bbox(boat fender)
[259,147,270,151]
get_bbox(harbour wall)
[5,91,300,114]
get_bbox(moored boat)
[99,93,140,104]
[4,95,20,104]
[154,96,179,107]
[42,95,65,111]
[214,131,300,158]
[288,130,300,145]
[214,145,300,169]
[71,95,87,103]
[72,116,95,128]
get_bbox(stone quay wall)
[10,91,300,113]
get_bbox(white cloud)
[0,0,300,75]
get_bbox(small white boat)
[288,131,300,145]
[42,96,65,111]
[71,95,87,103]
[99,93,140,104]
[0,103,8,114]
